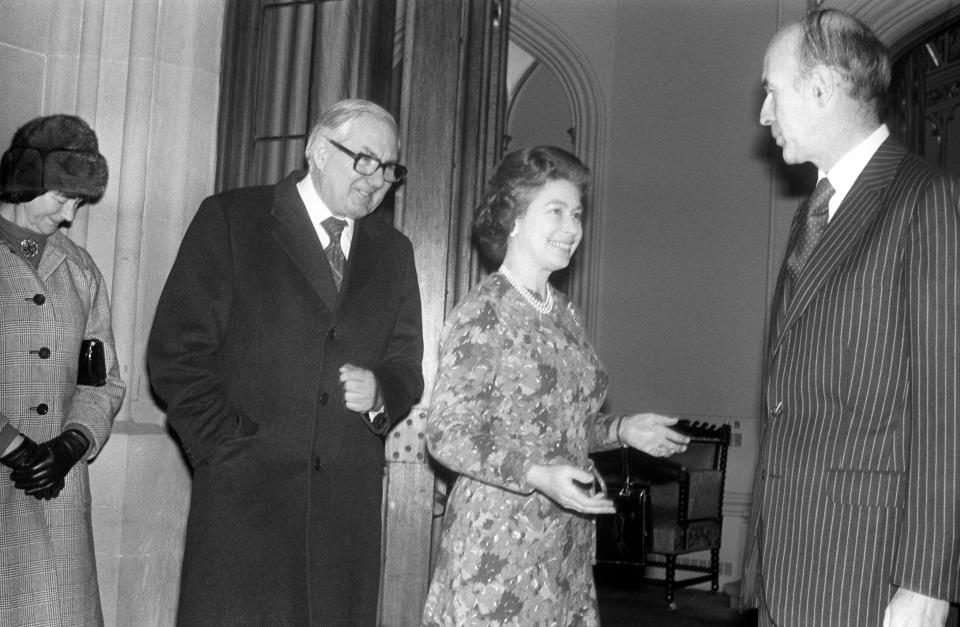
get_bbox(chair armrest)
[591,448,684,491]
[622,449,687,484]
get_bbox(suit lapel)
[771,139,907,358]
[270,174,341,313]
[768,202,805,348]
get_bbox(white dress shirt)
[821,124,890,222]
[297,173,355,257]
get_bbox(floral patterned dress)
[422,273,621,626]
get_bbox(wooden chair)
[592,420,732,609]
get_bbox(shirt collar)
[296,173,355,250]
[821,124,889,220]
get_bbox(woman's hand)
[525,463,616,515]
[10,430,89,500]
[617,413,690,457]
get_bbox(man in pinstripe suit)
[741,9,959,627]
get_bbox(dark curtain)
[216,0,396,191]
[447,0,511,307]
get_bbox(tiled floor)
[597,574,959,627]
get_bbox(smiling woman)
[421,146,690,626]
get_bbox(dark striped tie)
[787,177,835,288]
[322,217,347,290]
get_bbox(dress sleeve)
[587,412,622,453]
[559,297,620,454]
[425,297,545,495]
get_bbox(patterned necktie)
[322,217,348,290]
[787,177,835,287]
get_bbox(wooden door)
[382,1,510,623]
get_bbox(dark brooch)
[18,238,40,259]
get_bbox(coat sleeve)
[370,236,424,434]
[425,297,546,495]
[63,252,125,457]
[147,198,257,468]
[894,172,960,602]
[0,416,18,454]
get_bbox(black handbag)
[592,447,648,565]
[77,338,106,386]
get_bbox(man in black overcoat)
[148,99,424,626]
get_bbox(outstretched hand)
[618,413,690,457]
[525,463,616,515]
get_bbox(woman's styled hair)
[797,9,890,111]
[473,145,589,265]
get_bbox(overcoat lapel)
[270,176,341,313]
[770,139,906,359]
[339,218,379,301]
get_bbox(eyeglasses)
[327,139,407,183]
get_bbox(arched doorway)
[887,6,960,174]
[507,2,606,337]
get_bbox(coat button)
[31,403,49,415]
[34,347,51,359]
[770,401,783,417]
[31,294,45,305]
[320,392,329,405]
[313,457,323,471]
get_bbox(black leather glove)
[10,430,90,500]
[0,435,40,470]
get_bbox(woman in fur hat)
[0,115,125,626]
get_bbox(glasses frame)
[326,138,407,183]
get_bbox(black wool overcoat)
[147,171,424,626]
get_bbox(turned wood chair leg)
[664,554,677,610]
[710,548,720,592]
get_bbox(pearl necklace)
[499,266,553,315]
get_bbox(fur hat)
[0,114,108,201]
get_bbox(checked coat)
[147,171,423,626]
[0,232,125,626]
[742,138,960,626]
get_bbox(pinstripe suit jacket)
[742,138,960,626]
